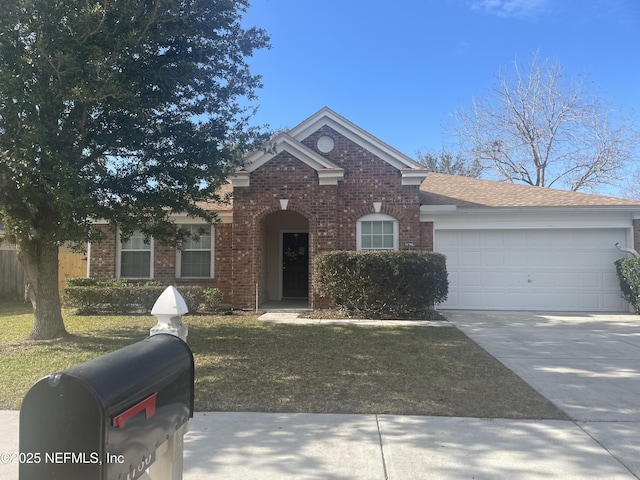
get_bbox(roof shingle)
[419,173,640,208]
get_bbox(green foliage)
[0,0,269,336]
[202,287,224,312]
[615,257,640,314]
[0,0,271,245]
[313,251,449,317]
[65,278,98,287]
[63,281,221,314]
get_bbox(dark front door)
[282,232,309,298]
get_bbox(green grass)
[0,301,567,419]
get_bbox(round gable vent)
[316,135,335,154]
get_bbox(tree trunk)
[17,239,68,340]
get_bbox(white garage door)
[436,229,628,311]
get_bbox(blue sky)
[241,0,639,193]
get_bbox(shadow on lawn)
[64,327,149,353]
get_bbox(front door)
[282,232,309,298]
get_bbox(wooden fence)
[0,250,27,299]
[0,250,87,299]
[58,252,88,293]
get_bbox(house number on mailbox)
[126,454,153,480]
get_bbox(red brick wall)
[89,223,229,301]
[154,243,176,282]
[231,126,428,308]
[89,125,431,309]
[420,222,434,251]
[210,223,232,301]
[89,224,117,279]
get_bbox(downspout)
[615,243,640,258]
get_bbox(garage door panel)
[460,232,481,246]
[553,293,578,310]
[602,251,625,265]
[456,270,483,287]
[483,271,504,287]
[505,271,528,286]
[603,293,626,310]
[554,272,579,287]
[506,251,529,266]
[498,230,528,251]
[529,272,554,286]
[482,231,506,246]
[578,272,599,288]
[482,251,504,266]
[460,251,482,266]
[436,228,629,312]
[603,271,620,284]
[579,293,601,310]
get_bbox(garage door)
[436,229,628,311]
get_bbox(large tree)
[451,53,638,192]
[0,0,270,339]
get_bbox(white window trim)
[117,229,154,279]
[356,213,399,251]
[176,223,215,279]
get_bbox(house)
[88,107,640,312]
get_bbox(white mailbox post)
[150,286,189,342]
[146,286,190,480]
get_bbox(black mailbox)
[19,333,194,480]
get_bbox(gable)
[232,107,428,187]
[235,132,345,186]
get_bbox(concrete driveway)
[444,310,640,478]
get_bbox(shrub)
[64,280,211,314]
[313,250,448,317]
[177,286,205,314]
[65,277,98,287]
[615,257,640,314]
[202,287,224,312]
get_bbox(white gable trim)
[401,169,429,186]
[236,107,428,187]
[245,132,340,172]
[289,107,428,174]
[233,132,345,187]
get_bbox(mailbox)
[19,334,194,480]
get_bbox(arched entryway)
[260,210,310,306]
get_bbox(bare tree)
[451,53,638,191]
[416,149,483,177]
[625,169,640,200]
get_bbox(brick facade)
[231,125,429,309]
[89,222,231,301]
[89,224,117,279]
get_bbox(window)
[178,224,213,278]
[119,230,152,278]
[357,214,399,251]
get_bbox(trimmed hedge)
[64,278,223,314]
[615,257,640,314]
[313,250,448,317]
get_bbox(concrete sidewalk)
[1,410,636,479]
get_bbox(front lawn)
[0,301,567,419]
